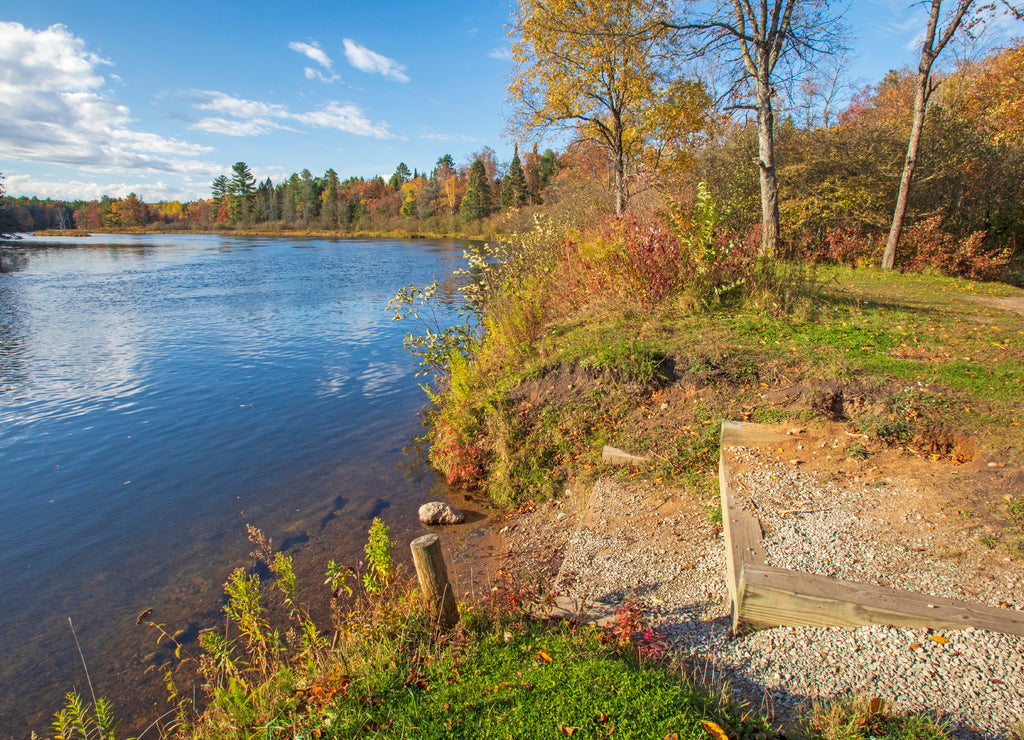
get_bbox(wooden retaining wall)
[719,421,1024,637]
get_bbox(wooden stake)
[410,534,459,631]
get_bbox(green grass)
[323,622,757,740]
[432,262,1023,505]
[807,695,950,740]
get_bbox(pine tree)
[228,162,256,223]
[461,159,492,223]
[211,175,229,210]
[501,146,528,209]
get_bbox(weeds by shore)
[44,520,955,740]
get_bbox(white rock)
[418,501,465,525]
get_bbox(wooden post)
[410,534,459,630]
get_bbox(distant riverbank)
[27,225,500,240]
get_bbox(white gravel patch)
[551,468,1024,739]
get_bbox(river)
[0,233,469,735]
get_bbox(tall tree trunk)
[613,156,625,216]
[881,0,975,270]
[756,75,779,257]
[882,70,931,270]
[613,119,626,216]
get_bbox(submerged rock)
[418,501,465,525]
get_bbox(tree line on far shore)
[0,145,559,238]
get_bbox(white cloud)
[292,103,399,138]
[193,90,288,120]
[488,47,513,62]
[304,67,339,83]
[4,172,208,201]
[420,132,480,143]
[342,39,409,82]
[872,2,1022,53]
[0,22,215,176]
[288,40,333,70]
[190,116,278,137]
[185,90,400,140]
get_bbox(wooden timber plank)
[737,562,1024,637]
[719,422,768,631]
[720,420,791,449]
[719,420,1024,639]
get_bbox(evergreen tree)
[298,169,318,225]
[282,174,299,224]
[321,168,341,229]
[211,175,229,210]
[0,174,18,238]
[390,162,411,189]
[229,162,256,223]
[539,149,558,184]
[461,159,492,223]
[254,177,275,223]
[524,144,542,204]
[501,145,528,208]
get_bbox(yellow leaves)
[508,0,710,192]
[701,720,729,740]
[928,634,948,645]
[535,649,553,663]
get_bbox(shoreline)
[24,227,500,241]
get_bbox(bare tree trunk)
[756,74,779,258]
[881,0,977,270]
[881,72,931,270]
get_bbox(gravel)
[546,454,1024,739]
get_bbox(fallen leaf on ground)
[536,650,553,663]
[928,635,948,644]
[702,720,729,740]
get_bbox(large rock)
[418,501,465,525]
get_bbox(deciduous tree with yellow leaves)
[507,0,711,215]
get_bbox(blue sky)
[0,1,1019,202]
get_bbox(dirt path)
[967,287,1024,316]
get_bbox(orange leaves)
[701,720,729,740]
[535,649,554,664]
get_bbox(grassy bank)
[46,523,953,740]
[413,208,1022,533]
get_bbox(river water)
[0,234,468,735]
